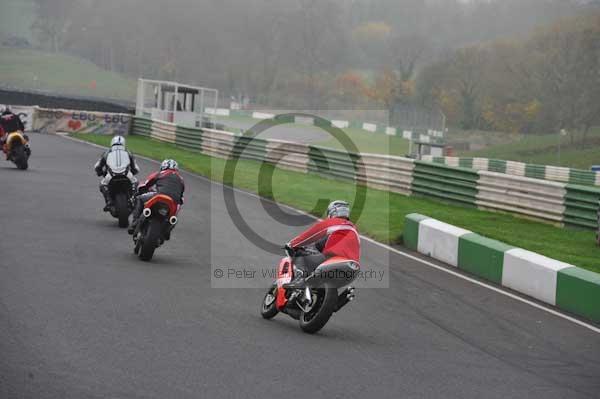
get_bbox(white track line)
[62,134,600,334]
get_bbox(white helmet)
[110,135,126,147]
[160,159,179,171]
[327,200,350,219]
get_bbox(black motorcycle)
[103,150,137,227]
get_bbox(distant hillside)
[0,47,137,102]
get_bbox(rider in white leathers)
[94,136,140,211]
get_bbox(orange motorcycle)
[3,131,31,170]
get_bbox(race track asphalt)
[1,133,599,399]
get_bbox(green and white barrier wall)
[412,161,479,207]
[130,117,600,231]
[422,155,600,187]
[130,117,415,195]
[404,213,600,323]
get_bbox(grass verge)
[73,133,600,273]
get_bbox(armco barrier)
[404,214,600,322]
[175,125,203,152]
[130,117,414,195]
[424,155,600,187]
[563,184,600,229]
[476,171,566,222]
[130,117,600,230]
[412,161,479,206]
[131,117,152,137]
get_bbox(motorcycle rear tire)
[115,193,129,228]
[298,287,337,334]
[138,218,161,262]
[13,146,28,170]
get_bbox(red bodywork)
[273,255,359,311]
[144,194,178,217]
[275,256,293,310]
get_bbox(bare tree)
[449,46,487,130]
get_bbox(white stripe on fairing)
[64,135,600,334]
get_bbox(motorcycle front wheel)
[298,287,337,334]
[260,284,278,319]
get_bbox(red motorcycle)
[261,246,358,334]
[132,194,179,261]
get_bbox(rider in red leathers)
[285,200,360,287]
[128,159,185,235]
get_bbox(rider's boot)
[283,266,306,290]
[100,185,112,212]
[128,198,143,235]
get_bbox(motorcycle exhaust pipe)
[142,208,151,218]
[169,216,178,225]
[334,287,355,313]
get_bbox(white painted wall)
[417,219,471,267]
[502,248,572,305]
